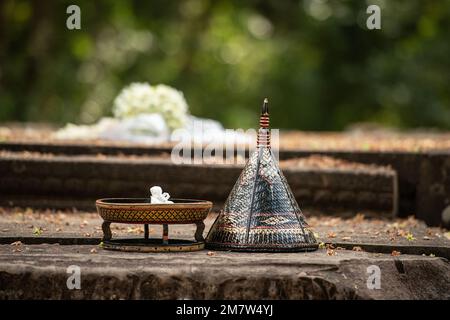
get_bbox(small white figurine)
[150,186,174,204]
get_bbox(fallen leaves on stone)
[370,231,380,239]
[127,226,144,234]
[341,236,352,241]
[33,226,43,235]
[207,251,215,256]
[391,250,401,256]
[353,213,365,223]
[90,248,97,254]
[405,233,415,241]
[352,246,363,252]
[325,243,337,255]
[318,242,326,249]
[327,231,336,238]
[11,241,23,252]
[79,220,89,228]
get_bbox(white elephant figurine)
[150,186,174,204]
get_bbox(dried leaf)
[391,250,401,256]
[10,241,23,246]
[397,229,407,237]
[327,231,337,238]
[33,227,42,235]
[353,213,365,223]
[127,226,143,234]
[405,233,415,241]
[341,236,352,241]
[90,248,97,254]
[206,251,215,256]
[352,246,363,252]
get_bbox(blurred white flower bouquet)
[54,82,231,144]
[113,83,188,131]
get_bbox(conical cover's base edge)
[205,241,318,253]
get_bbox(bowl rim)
[96,198,213,208]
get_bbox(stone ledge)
[1,210,449,257]
[4,141,447,225]
[0,152,397,214]
[0,244,449,299]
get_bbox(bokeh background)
[0,0,449,130]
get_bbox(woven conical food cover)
[206,99,318,252]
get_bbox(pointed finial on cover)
[259,98,270,129]
[258,98,270,146]
[262,98,269,115]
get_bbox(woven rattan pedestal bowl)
[96,198,212,252]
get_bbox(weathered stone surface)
[282,149,450,226]
[0,244,449,300]
[0,152,397,214]
[1,209,449,257]
[2,141,449,225]
[1,209,449,299]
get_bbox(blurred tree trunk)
[9,0,53,121]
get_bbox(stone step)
[2,141,449,226]
[2,208,449,299]
[0,243,449,299]
[0,152,397,215]
[2,210,449,258]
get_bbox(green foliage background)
[0,0,449,130]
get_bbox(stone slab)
[1,209,449,258]
[0,151,397,214]
[0,243,449,299]
[2,141,449,225]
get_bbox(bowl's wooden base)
[101,220,206,252]
[102,221,205,248]
[103,238,205,252]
